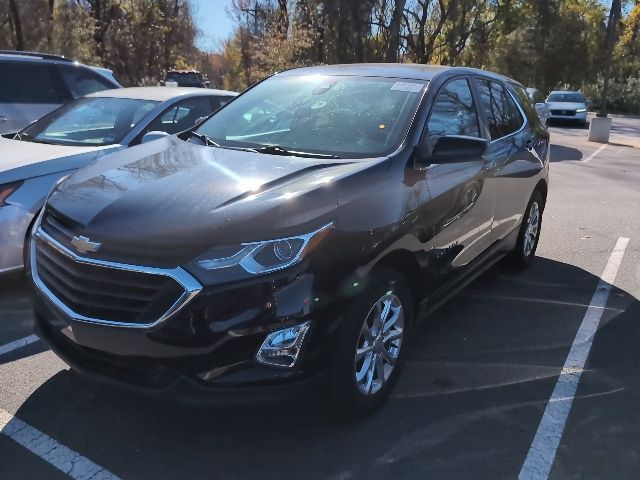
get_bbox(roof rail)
[0,50,74,62]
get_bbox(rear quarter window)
[58,64,116,98]
[513,85,541,127]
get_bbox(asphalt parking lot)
[1,118,639,480]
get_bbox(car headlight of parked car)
[576,108,587,113]
[197,223,333,275]
[0,181,23,207]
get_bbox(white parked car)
[546,90,589,126]
[0,86,237,275]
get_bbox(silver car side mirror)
[141,131,171,144]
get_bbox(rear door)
[0,61,66,133]
[473,77,546,242]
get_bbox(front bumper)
[32,262,333,400]
[549,111,587,122]
[34,308,323,406]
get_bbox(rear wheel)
[509,190,543,269]
[328,268,413,419]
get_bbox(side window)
[0,62,62,103]
[426,78,480,149]
[144,97,214,135]
[218,96,233,107]
[475,79,524,140]
[58,65,115,98]
[513,85,541,126]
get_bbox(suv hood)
[48,136,368,250]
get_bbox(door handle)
[0,116,7,123]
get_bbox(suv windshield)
[196,75,427,158]
[20,97,159,146]
[547,92,585,103]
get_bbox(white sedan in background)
[0,86,237,275]
[546,90,589,126]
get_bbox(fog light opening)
[256,321,311,368]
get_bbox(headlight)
[0,181,23,207]
[576,108,587,113]
[197,223,333,275]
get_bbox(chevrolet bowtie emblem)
[71,235,101,254]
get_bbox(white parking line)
[518,236,630,480]
[582,143,608,163]
[0,408,120,480]
[0,334,39,356]
[459,293,624,312]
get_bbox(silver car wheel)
[354,293,404,396]
[523,201,540,257]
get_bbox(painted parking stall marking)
[0,334,39,357]
[0,408,120,480]
[582,143,608,163]
[518,236,630,480]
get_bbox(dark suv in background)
[31,64,549,417]
[0,50,121,134]
[162,69,210,88]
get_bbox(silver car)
[546,90,589,126]
[0,86,237,275]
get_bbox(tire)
[509,190,544,269]
[328,268,413,419]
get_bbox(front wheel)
[509,190,544,269]
[328,268,413,419]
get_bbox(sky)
[192,0,235,52]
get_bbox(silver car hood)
[0,137,118,183]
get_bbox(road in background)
[0,119,639,480]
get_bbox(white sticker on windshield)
[391,82,424,92]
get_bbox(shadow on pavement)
[5,258,637,480]
[550,144,583,162]
[549,119,589,129]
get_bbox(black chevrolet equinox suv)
[30,64,549,417]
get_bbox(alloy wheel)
[354,293,404,396]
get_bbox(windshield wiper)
[247,145,341,159]
[190,131,220,147]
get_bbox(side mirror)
[414,136,488,169]
[141,131,170,144]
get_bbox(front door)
[419,76,495,282]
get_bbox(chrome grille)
[32,229,202,328]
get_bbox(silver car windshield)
[20,97,159,146]
[196,75,427,158]
[547,93,585,103]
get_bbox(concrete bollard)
[588,116,612,143]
